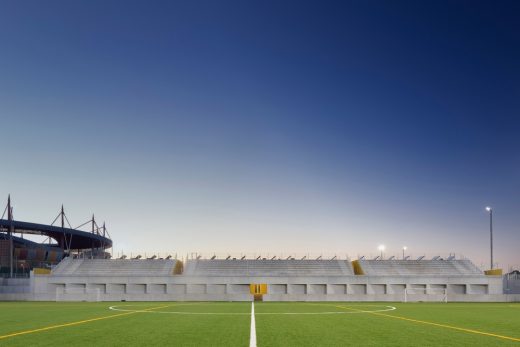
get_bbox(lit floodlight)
[403,246,407,250]
[378,244,385,260]
[485,206,492,212]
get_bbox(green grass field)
[0,301,518,346]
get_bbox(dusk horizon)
[1,0,519,270]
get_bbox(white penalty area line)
[108,305,396,315]
[250,302,256,347]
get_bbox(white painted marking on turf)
[108,305,396,315]
[249,302,256,347]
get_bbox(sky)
[0,1,519,269]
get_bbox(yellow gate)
[250,284,267,301]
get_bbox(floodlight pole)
[488,208,493,270]
[91,214,95,259]
[7,195,14,278]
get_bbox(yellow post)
[250,284,267,294]
[173,261,184,275]
[484,269,502,276]
[33,268,51,275]
[351,260,365,275]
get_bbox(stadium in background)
[1,196,518,302]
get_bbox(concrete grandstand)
[7,256,508,302]
[0,196,517,302]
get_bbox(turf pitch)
[0,301,518,346]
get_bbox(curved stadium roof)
[0,219,112,250]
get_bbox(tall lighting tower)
[485,206,493,269]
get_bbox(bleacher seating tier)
[51,258,176,276]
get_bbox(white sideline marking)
[249,302,257,347]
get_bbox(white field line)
[249,302,256,347]
[108,305,397,315]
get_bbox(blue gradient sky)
[1,1,519,268]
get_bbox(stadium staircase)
[51,257,83,275]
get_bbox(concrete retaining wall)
[0,273,511,302]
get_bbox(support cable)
[64,214,73,229]
[0,204,7,220]
[50,212,61,226]
[74,220,92,230]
